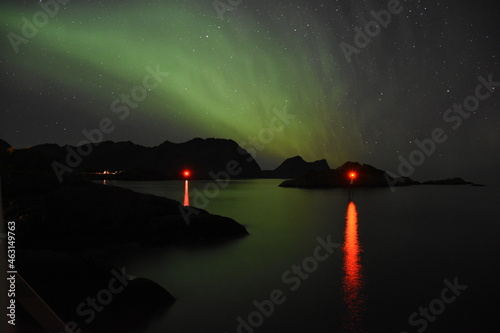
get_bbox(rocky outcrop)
[8,181,247,250]
[279,161,395,188]
[278,161,476,188]
[17,250,175,333]
[261,156,330,179]
[422,177,475,185]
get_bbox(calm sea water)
[99,179,500,333]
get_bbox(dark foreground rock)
[6,180,248,250]
[17,250,175,333]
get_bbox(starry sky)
[1,0,499,183]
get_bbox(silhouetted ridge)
[0,137,261,181]
[262,155,331,178]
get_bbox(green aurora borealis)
[1,0,499,182]
[2,1,358,167]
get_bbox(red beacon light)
[349,171,357,180]
[182,169,191,179]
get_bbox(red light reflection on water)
[183,180,190,206]
[342,201,365,332]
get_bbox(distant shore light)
[182,169,191,179]
[349,171,357,180]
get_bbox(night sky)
[1,0,499,183]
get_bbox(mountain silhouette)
[261,155,330,178]
[0,138,261,182]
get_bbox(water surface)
[100,179,499,333]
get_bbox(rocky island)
[278,161,480,188]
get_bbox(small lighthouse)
[348,171,357,201]
[182,169,191,206]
